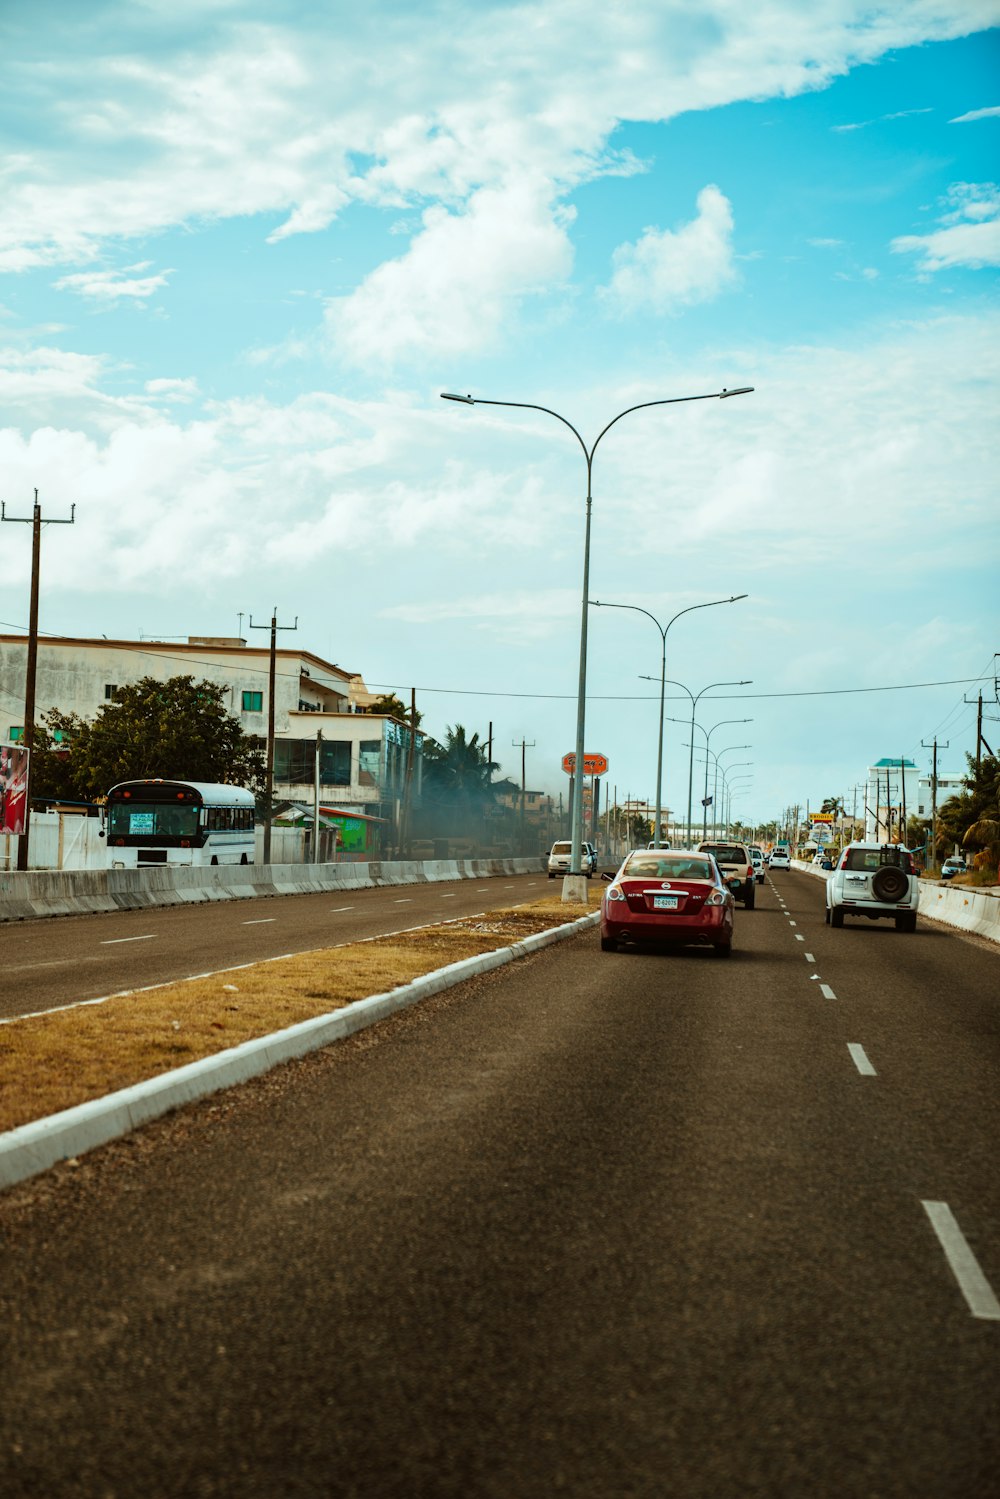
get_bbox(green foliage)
[422,726,499,806]
[936,753,1000,862]
[363,693,422,726]
[31,677,265,801]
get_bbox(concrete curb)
[0,855,546,924]
[0,911,601,1192]
[789,858,1000,944]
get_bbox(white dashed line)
[921,1201,1000,1320]
[820,983,837,1000]
[394,899,413,904]
[242,918,276,925]
[100,935,155,945]
[329,906,354,913]
[805,953,815,963]
[440,893,456,899]
[848,1043,877,1076]
[795,934,805,941]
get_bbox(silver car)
[825,842,919,931]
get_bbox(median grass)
[0,897,590,1134]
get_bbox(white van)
[547,840,597,878]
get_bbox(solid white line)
[820,983,837,999]
[242,918,276,925]
[921,1201,1000,1320]
[100,935,155,945]
[805,953,815,962]
[847,1043,877,1076]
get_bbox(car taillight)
[606,885,626,901]
[706,890,726,906]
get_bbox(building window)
[104,684,120,701]
[273,738,352,787]
[8,726,24,742]
[359,740,381,787]
[242,690,263,712]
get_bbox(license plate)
[653,895,679,910]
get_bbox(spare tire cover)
[872,865,908,902]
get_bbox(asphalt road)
[0,871,549,1020]
[0,869,997,1497]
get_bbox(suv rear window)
[701,845,744,864]
[844,847,913,873]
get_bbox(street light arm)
[589,389,753,463]
[440,393,591,467]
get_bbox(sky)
[1,0,999,831]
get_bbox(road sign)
[562,752,609,776]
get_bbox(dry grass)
[0,897,589,1133]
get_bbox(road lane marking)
[100,935,155,945]
[820,983,837,999]
[810,974,820,981]
[788,920,797,927]
[921,1201,1000,1321]
[394,898,413,904]
[848,1043,877,1076]
[440,893,456,898]
[329,906,354,912]
[795,934,805,941]
[805,953,815,962]
[242,918,276,925]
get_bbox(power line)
[365,675,991,703]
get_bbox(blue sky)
[2,1,998,830]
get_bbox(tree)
[34,676,265,801]
[364,693,422,727]
[422,726,499,805]
[936,753,1000,866]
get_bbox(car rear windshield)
[843,847,912,873]
[626,857,714,881]
[700,846,744,864]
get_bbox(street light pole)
[700,720,752,840]
[592,595,747,848]
[684,680,752,844]
[442,385,753,899]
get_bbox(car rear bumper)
[601,906,732,945]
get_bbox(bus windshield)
[107,801,200,839]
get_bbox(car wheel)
[895,913,917,933]
[872,866,909,902]
[548,872,554,879]
[743,886,755,909]
[600,934,617,952]
[714,941,732,959]
[824,907,830,925]
[831,908,845,928]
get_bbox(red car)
[600,849,735,958]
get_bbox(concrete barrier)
[0,855,547,924]
[787,858,1000,945]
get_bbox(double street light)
[441,384,753,898]
[591,595,747,852]
[643,676,753,843]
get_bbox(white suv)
[825,842,919,932]
[547,840,597,879]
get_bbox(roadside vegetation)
[0,896,589,1134]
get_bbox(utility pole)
[1,489,76,870]
[921,737,948,868]
[249,608,298,866]
[513,738,535,855]
[398,689,417,858]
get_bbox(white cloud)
[323,179,575,367]
[1,0,993,278]
[950,105,1000,123]
[892,182,1000,271]
[53,263,173,304]
[601,185,737,315]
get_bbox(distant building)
[0,633,422,833]
[864,757,964,840]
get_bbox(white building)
[0,634,422,838]
[864,756,965,840]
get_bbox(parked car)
[750,847,765,883]
[600,848,735,957]
[696,840,757,907]
[825,842,919,931]
[547,840,597,879]
[768,848,792,870]
[941,856,967,880]
[646,840,672,850]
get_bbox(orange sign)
[561,752,609,776]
